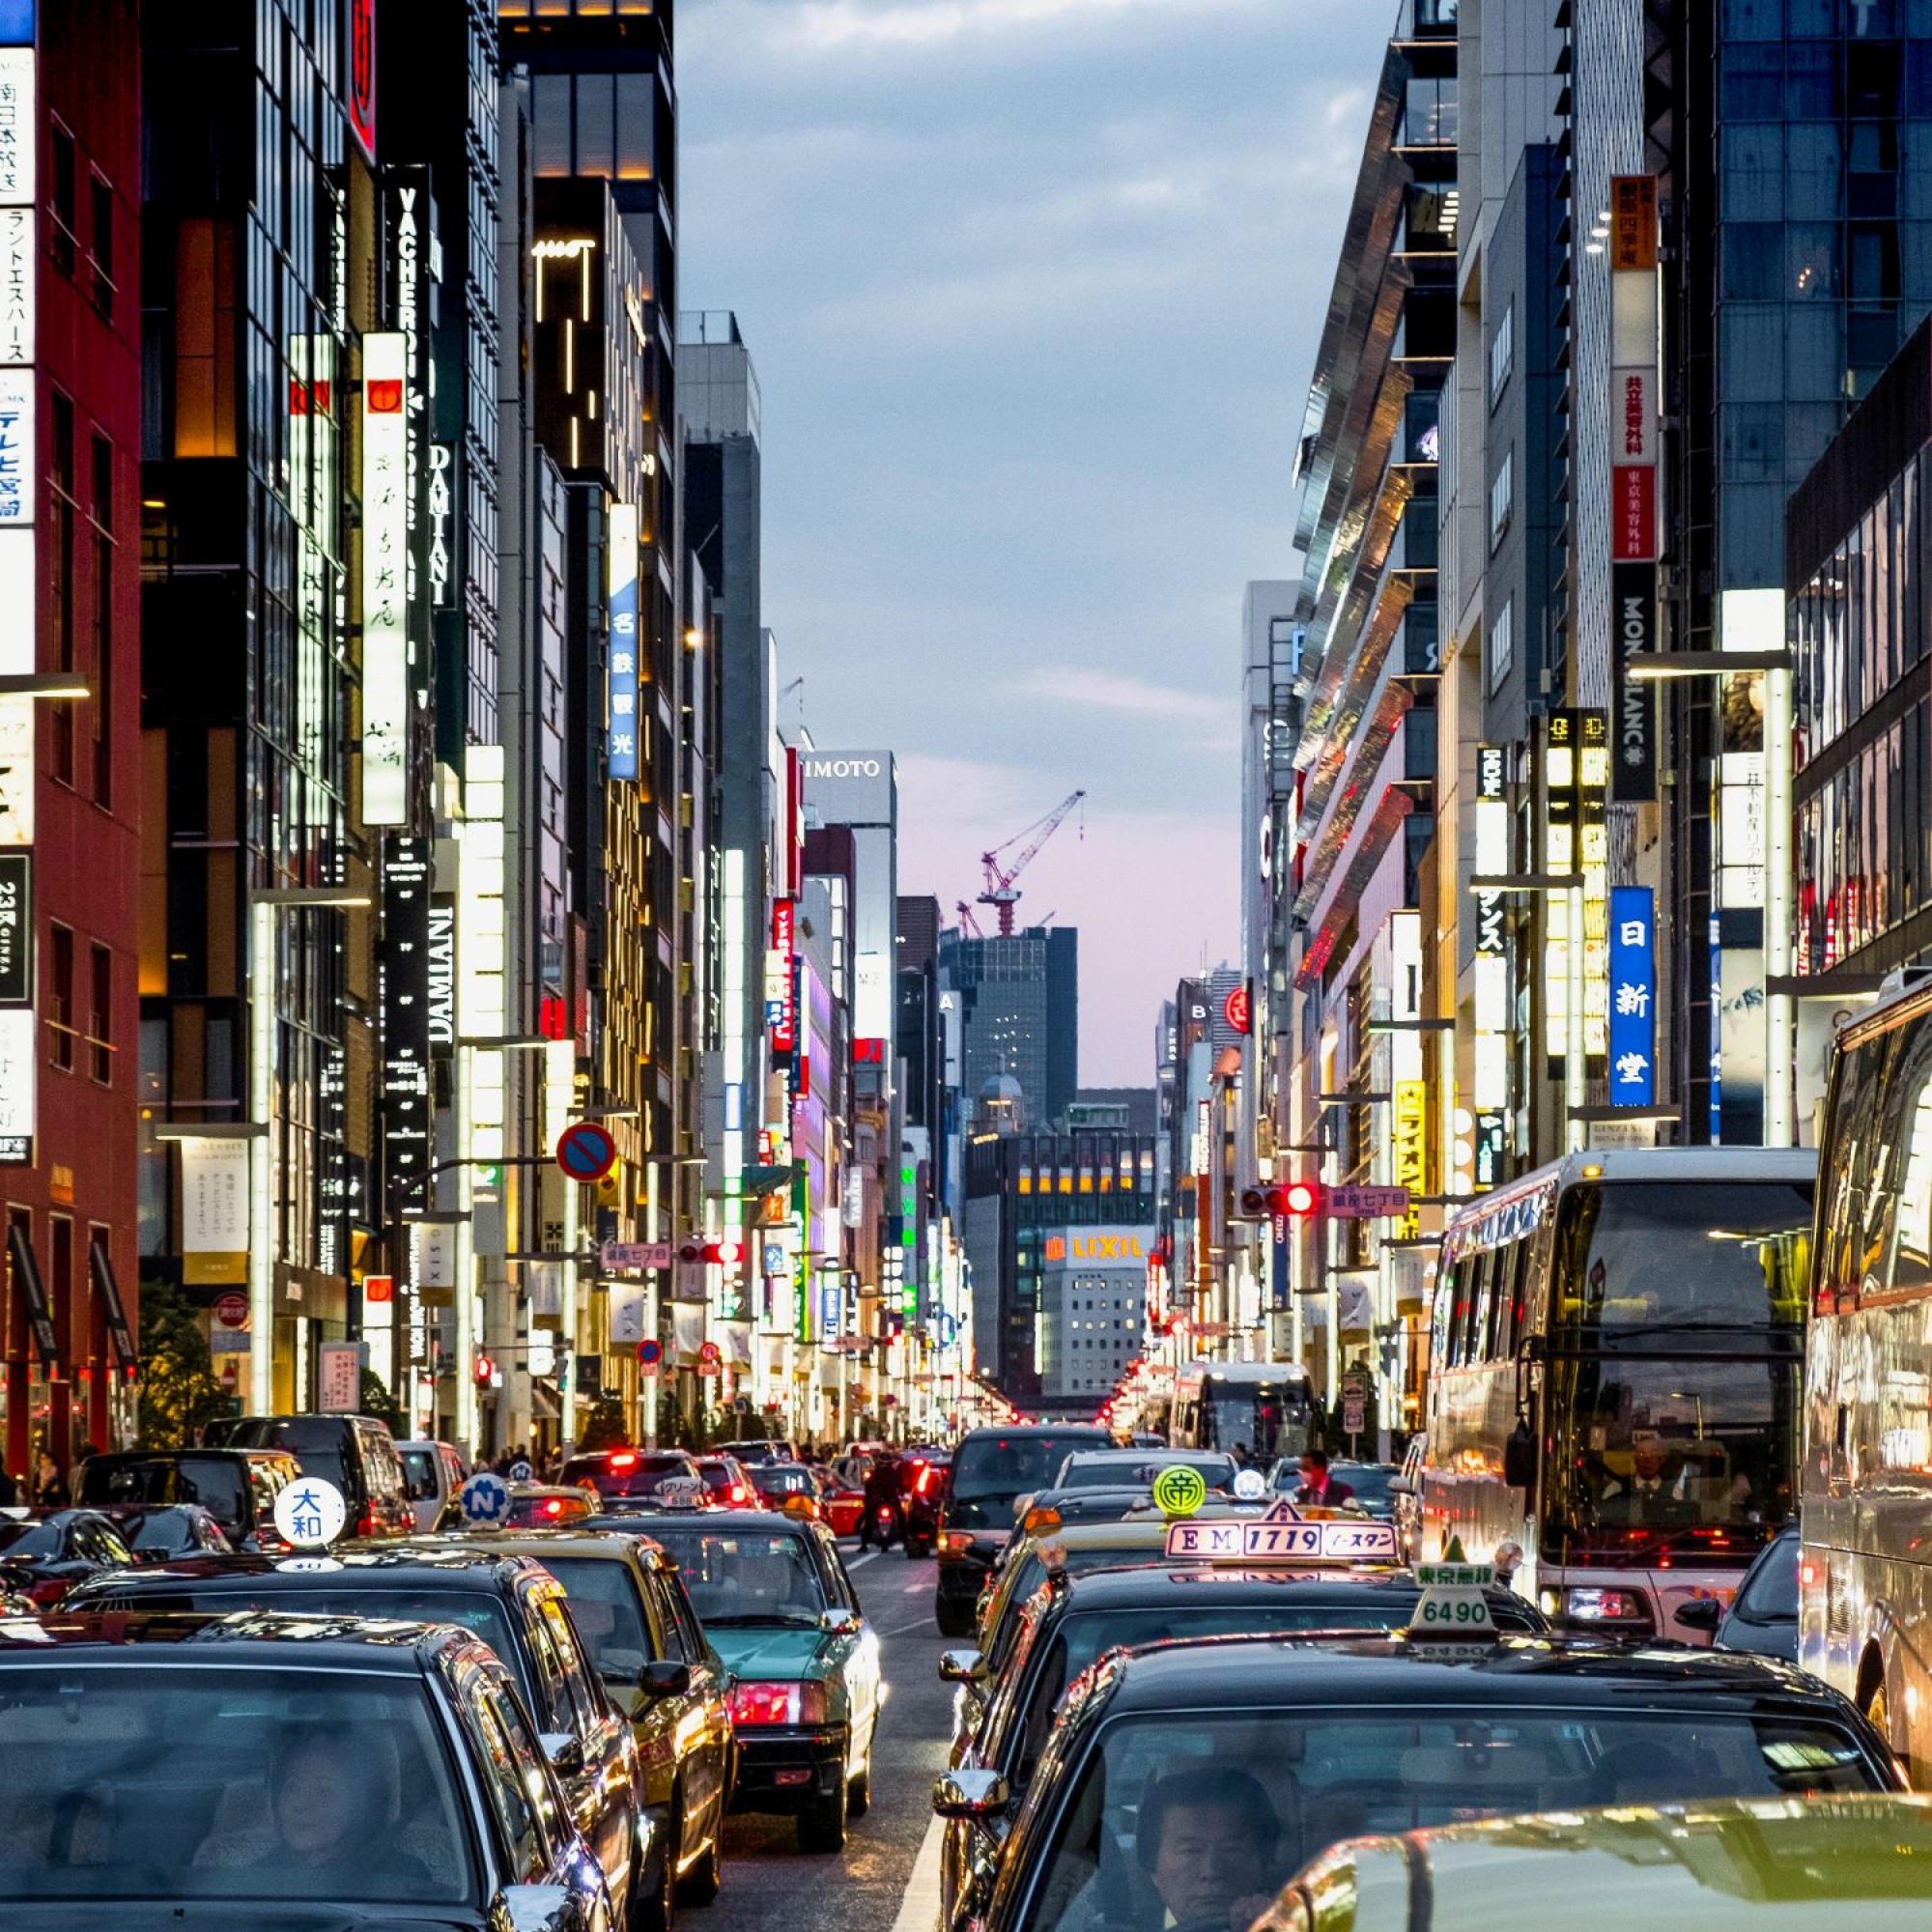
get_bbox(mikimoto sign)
[800,750,895,826]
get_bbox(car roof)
[63,1546,547,1597]
[957,1424,1111,1445]
[1299,1794,1932,1927]
[1098,1631,1861,1715]
[587,1507,821,1539]
[0,1607,475,1673]
[1050,1566,1471,1610]
[412,1526,672,1568]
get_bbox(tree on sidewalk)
[135,1278,231,1450]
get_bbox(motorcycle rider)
[859,1449,903,1549]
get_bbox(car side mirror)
[938,1648,988,1684]
[539,1731,584,1776]
[933,1769,1011,1819]
[499,1882,577,1932]
[1673,1596,1723,1634]
[820,1607,863,1635]
[1385,1475,1413,1496]
[639,1659,692,1697]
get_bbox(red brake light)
[609,1451,639,1471]
[727,1680,828,1726]
[356,1508,374,1538]
[542,1498,564,1518]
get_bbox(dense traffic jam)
[23,972,1932,1924]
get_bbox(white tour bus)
[1421,1147,1816,1639]
[1801,970,1932,1772]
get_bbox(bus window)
[1429,1264,1456,1370]
[1492,1240,1528,1359]
[1483,1244,1515,1361]
[1819,1029,1889,1306]
[1882,1029,1932,1296]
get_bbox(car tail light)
[356,1507,374,1539]
[1560,1586,1651,1625]
[729,1486,750,1505]
[941,1530,974,1557]
[916,1466,936,1496]
[728,1680,828,1726]
[610,1451,639,1471]
[541,1498,566,1519]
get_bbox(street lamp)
[249,887,372,1412]
[0,673,91,698]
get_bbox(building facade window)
[88,174,113,319]
[1489,301,1514,406]
[1487,600,1515,695]
[88,943,111,1086]
[49,121,75,276]
[1489,450,1514,552]
[47,924,74,1072]
[89,433,113,809]
[49,393,75,788]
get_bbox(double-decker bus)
[1801,972,1932,1769]
[1169,1360,1316,1464]
[1422,1148,1816,1639]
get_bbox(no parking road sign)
[554,1120,617,1184]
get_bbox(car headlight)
[727,1680,830,1726]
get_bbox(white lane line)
[846,1550,880,1572]
[875,1613,935,1636]
[889,1809,946,1932]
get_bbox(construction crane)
[978,789,1086,935]
[954,900,986,939]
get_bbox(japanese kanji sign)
[1608,885,1657,1108]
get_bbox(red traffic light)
[699,1239,746,1266]
[1278,1179,1321,1217]
[473,1355,496,1384]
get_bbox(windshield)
[399,1449,438,1498]
[1015,1705,1882,1932]
[952,1435,1106,1528]
[563,1453,694,1499]
[1057,1457,1234,1492]
[1196,1385,1311,1460]
[81,1460,247,1526]
[1268,1463,1398,1516]
[648,1529,828,1626]
[0,1521,56,1557]
[1545,1352,1797,1563]
[542,1557,652,1687]
[224,1423,351,1493]
[1553,1181,1812,1336]
[752,1466,813,1494]
[77,1586,526,1700]
[127,1514,198,1553]
[0,1666,476,1904]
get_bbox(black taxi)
[938,1549,1905,1932]
[64,1546,650,1927]
[412,1525,737,1918]
[937,1539,1545,1931]
[0,1608,613,1930]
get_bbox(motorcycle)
[865,1498,901,1550]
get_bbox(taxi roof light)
[1023,1506,1063,1536]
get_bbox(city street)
[709,1547,950,1932]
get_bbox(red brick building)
[0,0,141,1485]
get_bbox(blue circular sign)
[555,1121,617,1182]
[636,1338,663,1368]
[460,1471,510,1526]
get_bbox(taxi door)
[526,1582,639,1901]
[646,1560,735,1854]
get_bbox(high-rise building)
[680,309,767,1347]
[140,0,384,1418]
[940,924,1078,1132]
[0,0,142,1471]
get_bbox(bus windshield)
[1190,1381,1311,1461]
[1551,1181,1812,1335]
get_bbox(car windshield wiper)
[702,1610,823,1627]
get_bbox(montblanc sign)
[1610,561,1657,802]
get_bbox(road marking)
[875,1613,936,1636]
[846,1550,879,1572]
[890,1809,946,1932]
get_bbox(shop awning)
[90,1241,136,1370]
[8,1222,57,1370]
